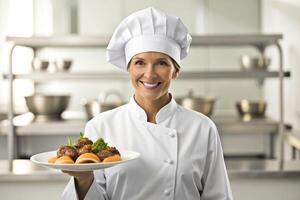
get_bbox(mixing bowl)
[25,94,70,122]
[236,99,267,121]
[31,59,49,72]
[240,55,271,71]
[176,91,216,117]
[54,59,72,72]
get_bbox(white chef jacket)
[62,96,233,200]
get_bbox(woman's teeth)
[141,82,160,89]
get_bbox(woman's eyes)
[133,60,169,66]
[158,61,168,66]
[134,60,144,66]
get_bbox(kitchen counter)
[0,160,69,182]
[1,159,300,182]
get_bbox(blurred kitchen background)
[1,0,300,199]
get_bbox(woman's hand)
[62,170,94,200]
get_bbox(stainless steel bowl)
[31,59,49,72]
[81,100,125,120]
[81,99,100,120]
[236,99,267,121]
[54,59,72,72]
[81,91,126,120]
[240,55,271,71]
[176,91,216,117]
[25,94,70,121]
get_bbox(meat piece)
[97,150,115,161]
[107,147,120,155]
[97,147,120,161]
[78,144,92,156]
[57,145,78,161]
[75,138,93,149]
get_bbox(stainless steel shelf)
[0,119,85,136]
[6,35,111,48]
[214,116,278,135]
[2,70,290,81]
[191,34,282,46]
[178,70,290,79]
[0,115,279,136]
[6,34,282,48]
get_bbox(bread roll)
[55,155,74,164]
[48,156,57,163]
[103,154,121,162]
[75,153,100,164]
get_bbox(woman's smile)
[139,81,161,90]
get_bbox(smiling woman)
[62,7,232,200]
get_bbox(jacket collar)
[128,94,178,124]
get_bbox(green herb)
[92,138,108,153]
[67,137,76,149]
[80,132,84,139]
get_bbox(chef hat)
[106,7,192,71]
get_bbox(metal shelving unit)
[4,34,287,171]
[0,116,278,136]
[2,70,290,81]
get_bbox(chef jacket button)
[168,132,175,138]
[165,159,174,165]
[164,189,171,196]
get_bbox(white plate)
[30,150,140,171]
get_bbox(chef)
[62,7,233,200]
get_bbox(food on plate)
[57,145,78,161]
[48,132,121,164]
[48,156,57,163]
[75,153,101,164]
[75,136,93,149]
[97,147,120,161]
[55,155,75,164]
[103,154,121,162]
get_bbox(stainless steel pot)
[176,91,216,117]
[81,99,100,120]
[240,55,271,71]
[31,59,49,72]
[82,91,126,120]
[236,99,267,121]
[25,94,70,122]
[101,91,125,112]
[54,59,72,72]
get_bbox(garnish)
[67,137,76,149]
[92,138,108,153]
[80,132,84,139]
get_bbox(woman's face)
[128,52,178,102]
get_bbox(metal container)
[176,91,216,117]
[82,91,126,120]
[240,55,271,71]
[81,99,100,120]
[54,59,72,72]
[25,94,70,122]
[31,59,49,72]
[236,99,267,121]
